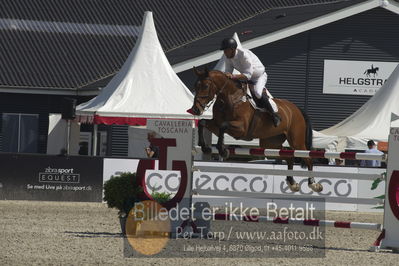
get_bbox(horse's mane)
[207,70,245,91]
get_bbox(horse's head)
[188,67,222,116]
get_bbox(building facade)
[177,7,399,130]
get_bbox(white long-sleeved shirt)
[360,148,384,167]
[223,47,265,81]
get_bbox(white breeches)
[252,72,267,99]
[251,72,278,112]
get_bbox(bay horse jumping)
[188,68,323,193]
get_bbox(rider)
[219,37,281,127]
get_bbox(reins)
[196,76,229,112]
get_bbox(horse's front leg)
[216,120,247,159]
[198,119,216,154]
[216,122,230,159]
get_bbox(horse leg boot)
[302,158,323,192]
[308,177,323,192]
[198,119,212,154]
[261,91,281,127]
[286,176,300,192]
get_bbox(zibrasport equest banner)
[0,153,103,202]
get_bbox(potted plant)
[370,172,386,209]
[103,172,143,235]
[150,191,172,204]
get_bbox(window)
[78,131,107,156]
[1,113,39,153]
[79,132,92,155]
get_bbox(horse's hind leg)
[303,157,323,192]
[260,136,299,192]
[287,131,323,193]
[285,157,300,192]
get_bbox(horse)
[188,67,323,193]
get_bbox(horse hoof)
[220,148,229,159]
[308,183,323,193]
[287,181,300,192]
[201,146,212,154]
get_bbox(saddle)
[238,81,272,112]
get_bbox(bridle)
[195,76,229,111]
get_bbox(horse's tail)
[301,109,313,150]
[300,108,313,169]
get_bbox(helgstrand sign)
[323,60,398,95]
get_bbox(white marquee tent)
[76,11,210,125]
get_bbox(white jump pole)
[213,213,382,231]
[194,146,387,162]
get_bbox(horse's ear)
[193,66,201,77]
[193,66,209,78]
[204,66,209,76]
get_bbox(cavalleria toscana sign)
[323,60,398,95]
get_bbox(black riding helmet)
[220,38,237,50]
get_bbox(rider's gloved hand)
[225,72,233,79]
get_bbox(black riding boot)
[261,91,281,127]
